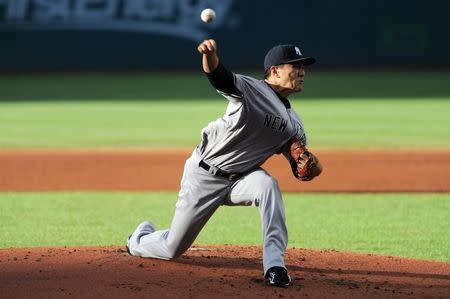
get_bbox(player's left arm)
[281,137,323,181]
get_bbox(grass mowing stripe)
[0,99,449,149]
[0,192,448,262]
[1,72,450,100]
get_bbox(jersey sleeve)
[217,73,258,103]
[206,62,243,100]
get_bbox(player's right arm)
[198,39,242,98]
[198,39,219,73]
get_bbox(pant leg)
[129,151,231,259]
[226,168,288,273]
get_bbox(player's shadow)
[173,255,450,281]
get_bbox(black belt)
[199,160,241,181]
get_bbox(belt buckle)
[228,173,239,181]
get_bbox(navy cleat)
[265,266,292,287]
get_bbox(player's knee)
[259,176,280,194]
[165,251,177,260]
[166,250,178,260]
[254,176,280,199]
[166,246,186,260]
[165,252,178,260]
[252,176,281,206]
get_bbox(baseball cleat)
[265,266,292,287]
[125,235,132,255]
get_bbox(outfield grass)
[0,192,448,262]
[1,72,450,101]
[0,99,449,149]
[2,72,449,149]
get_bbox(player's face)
[277,63,306,93]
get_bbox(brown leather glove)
[289,138,323,181]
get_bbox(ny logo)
[294,47,302,56]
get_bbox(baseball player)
[126,39,322,287]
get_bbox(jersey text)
[264,114,288,132]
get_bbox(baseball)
[200,8,216,23]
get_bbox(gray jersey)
[198,74,308,173]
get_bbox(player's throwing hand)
[197,39,217,55]
[198,39,219,73]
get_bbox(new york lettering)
[264,114,287,132]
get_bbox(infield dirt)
[1,245,449,298]
[1,149,449,298]
[1,149,449,192]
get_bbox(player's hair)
[264,68,271,79]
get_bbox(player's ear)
[271,66,281,79]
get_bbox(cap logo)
[295,47,302,56]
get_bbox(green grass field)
[1,72,450,149]
[0,99,449,149]
[2,71,450,101]
[0,192,448,262]
[0,72,449,262]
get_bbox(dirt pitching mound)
[1,245,449,298]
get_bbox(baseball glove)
[289,138,323,181]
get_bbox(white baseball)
[200,8,216,23]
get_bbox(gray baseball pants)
[127,149,288,273]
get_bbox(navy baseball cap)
[264,44,316,72]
